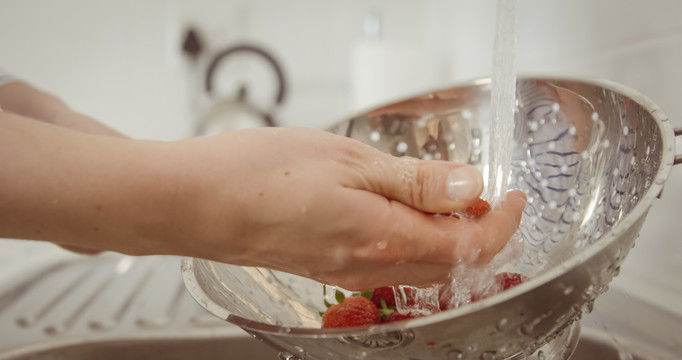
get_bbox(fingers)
[369,190,526,269]
[451,190,527,265]
[328,190,526,290]
[364,155,484,214]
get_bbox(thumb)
[367,156,484,214]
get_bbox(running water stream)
[393,0,520,315]
[488,0,517,207]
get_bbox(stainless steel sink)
[1,253,679,359]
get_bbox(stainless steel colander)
[181,75,680,360]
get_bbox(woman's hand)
[171,127,526,290]
[0,115,524,290]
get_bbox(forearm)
[0,81,124,137]
[0,112,186,255]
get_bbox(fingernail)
[446,166,483,202]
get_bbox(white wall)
[0,0,443,137]
[1,0,681,314]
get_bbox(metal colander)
[181,75,679,360]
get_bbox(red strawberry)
[371,286,397,308]
[384,310,421,323]
[370,286,416,308]
[464,198,491,218]
[495,272,527,290]
[321,296,381,328]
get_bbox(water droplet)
[496,318,509,331]
[612,168,620,177]
[354,351,368,359]
[480,351,498,360]
[563,285,574,295]
[591,112,599,121]
[448,350,464,359]
[548,201,557,209]
[560,164,568,173]
[468,343,479,352]
[529,121,539,132]
[396,142,408,153]
[602,140,610,149]
[528,158,536,167]
[611,265,621,277]
[370,131,380,142]
[294,346,305,354]
[278,352,295,360]
[582,299,595,313]
[582,151,589,159]
[547,142,556,150]
[571,212,580,222]
[540,179,549,188]
[537,350,546,360]
[568,126,576,136]
[449,143,456,151]
[520,321,535,335]
[568,188,577,197]
[422,153,433,160]
[623,126,629,136]
[376,240,388,250]
[583,284,596,299]
[434,152,442,160]
[462,109,473,120]
[551,102,560,112]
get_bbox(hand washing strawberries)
[321,198,528,329]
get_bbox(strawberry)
[463,198,491,218]
[495,272,527,290]
[321,296,381,328]
[384,310,421,323]
[370,286,416,308]
[370,286,397,308]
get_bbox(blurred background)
[1,0,681,320]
